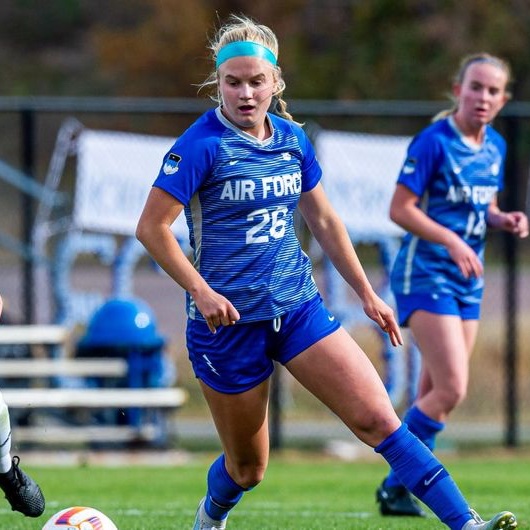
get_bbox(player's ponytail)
[270,93,295,122]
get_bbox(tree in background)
[0,0,529,100]
[92,0,211,97]
[287,0,530,100]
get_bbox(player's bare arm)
[390,184,483,278]
[299,184,402,346]
[136,187,239,334]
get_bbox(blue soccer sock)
[385,405,445,487]
[204,454,247,521]
[375,424,471,530]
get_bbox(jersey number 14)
[464,210,487,239]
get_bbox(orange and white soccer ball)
[42,506,118,529]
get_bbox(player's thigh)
[285,327,400,446]
[199,378,270,466]
[410,311,470,387]
[463,318,480,357]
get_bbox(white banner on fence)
[316,130,411,240]
[74,128,410,243]
[74,129,188,240]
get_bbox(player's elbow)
[135,218,150,247]
[389,204,403,226]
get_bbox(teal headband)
[216,41,277,69]
[467,56,505,70]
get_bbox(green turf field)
[3,452,529,529]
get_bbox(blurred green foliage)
[1,0,529,101]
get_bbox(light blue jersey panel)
[153,108,321,323]
[391,117,506,300]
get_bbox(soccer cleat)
[376,481,426,517]
[193,497,228,530]
[461,509,517,530]
[0,456,45,517]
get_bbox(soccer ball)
[42,506,118,529]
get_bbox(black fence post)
[21,108,36,324]
[502,115,520,447]
[270,364,282,450]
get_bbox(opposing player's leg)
[193,379,270,529]
[0,392,45,517]
[286,327,517,530]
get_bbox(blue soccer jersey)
[391,116,506,300]
[153,107,322,323]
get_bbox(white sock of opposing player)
[0,392,13,473]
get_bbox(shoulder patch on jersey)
[163,153,182,175]
[402,157,417,174]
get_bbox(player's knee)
[439,384,467,411]
[452,386,468,408]
[353,411,401,448]
[231,462,267,490]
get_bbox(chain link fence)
[0,97,529,449]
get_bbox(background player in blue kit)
[136,16,518,530]
[376,53,528,518]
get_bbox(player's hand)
[361,291,403,347]
[193,287,240,334]
[499,211,529,238]
[446,237,483,279]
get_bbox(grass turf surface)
[2,452,528,529]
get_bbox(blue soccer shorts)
[394,291,481,327]
[186,294,341,393]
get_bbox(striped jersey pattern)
[153,107,322,322]
[391,116,506,300]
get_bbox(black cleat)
[0,456,45,517]
[376,481,426,517]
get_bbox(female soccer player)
[136,16,518,530]
[376,53,528,518]
[0,294,45,517]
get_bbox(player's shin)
[205,454,247,520]
[375,424,472,529]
